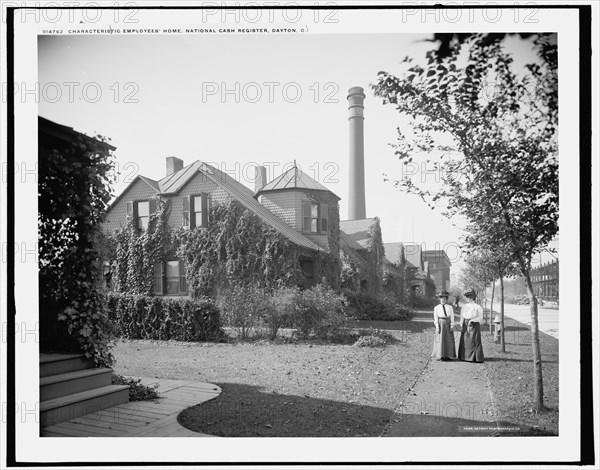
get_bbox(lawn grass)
[112,310,559,437]
[113,316,434,437]
[482,315,559,435]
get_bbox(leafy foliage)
[178,200,303,298]
[108,197,176,295]
[353,328,397,347]
[292,284,349,340]
[218,283,273,340]
[112,374,160,401]
[106,293,225,341]
[373,33,558,410]
[343,290,414,321]
[39,131,116,367]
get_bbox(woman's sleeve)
[433,307,438,326]
[476,305,484,323]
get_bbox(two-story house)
[103,157,341,294]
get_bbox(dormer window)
[126,199,156,231]
[303,202,329,234]
[183,193,211,229]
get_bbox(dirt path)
[383,355,502,437]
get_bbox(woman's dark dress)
[458,321,485,362]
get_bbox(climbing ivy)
[178,199,303,298]
[39,131,116,367]
[104,198,305,299]
[106,197,177,294]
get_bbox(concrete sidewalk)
[384,356,504,437]
[41,378,221,437]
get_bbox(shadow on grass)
[177,382,554,437]
[177,382,393,437]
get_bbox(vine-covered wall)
[340,218,384,295]
[103,198,318,299]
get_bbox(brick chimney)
[255,165,267,192]
[166,156,184,176]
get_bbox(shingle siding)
[166,172,230,227]
[259,189,339,252]
[103,179,157,233]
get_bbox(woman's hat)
[437,290,450,298]
[464,289,477,299]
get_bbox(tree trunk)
[500,275,506,353]
[490,281,496,334]
[522,265,544,411]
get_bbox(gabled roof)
[339,218,376,250]
[383,242,403,265]
[256,164,340,200]
[194,162,322,252]
[139,175,160,191]
[158,161,209,194]
[403,243,423,270]
[110,159,323,252]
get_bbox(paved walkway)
[383,310,516,438]
[41,378,221,437]
[383,356,502,437]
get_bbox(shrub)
[264,285,299,340]
[353,327,397,347]
[107,293,224,341]
[343,290,414,321]
[112,374,161,401]
[409,295,439,309]
[292,284,348,340]
[218,283,272,340]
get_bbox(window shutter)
[320,204,329,233]
[183,196,190,228]
[302,201,310,217]
[149,198,157,215]
[201,193,209,228]
[207,195,212,223]
[126,201,134,218]
[153,261,164,295]
[178,260,187,294]
[189,195,196,229]
[148,198,157,230]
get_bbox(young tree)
[373,33,558,410]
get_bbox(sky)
[37,31,553,272]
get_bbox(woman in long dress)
[458,289,485,362]
[431,290,456,361]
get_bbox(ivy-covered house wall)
[101,160,341,298]
[339,217,384,294]
[103,177,158,233]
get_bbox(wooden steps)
[40,353,129,428]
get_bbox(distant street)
[490,302,559,339]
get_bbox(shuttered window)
[154,260,187,296]
[183,193,211,229]
[303,202,319,233]
[303,202,329,234]
[127,199,156,231]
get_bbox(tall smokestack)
[347,86,366,220]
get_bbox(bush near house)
[343,290,414,322]
[107,293,224,342]
[292,284,349,340]
[218,283,349,342]
[409,294,439,309]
